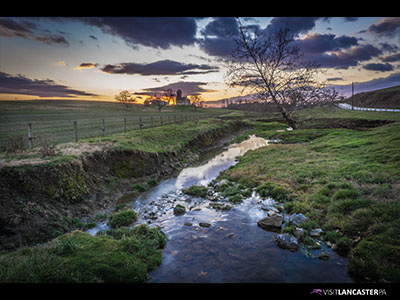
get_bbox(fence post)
[102,119,105,137]
[124,118,127,133]
[73,121,78,142]
[139,117,143,130]
[27,123,33,149]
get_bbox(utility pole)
[351,82,354,110]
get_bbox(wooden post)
[73,121,78,142]
[351,82,354,110]
[102,119,105,137]
[27,123,33,149]
[124,118,127,133]
[139,117,143,130]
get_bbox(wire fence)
[0,113,214,152]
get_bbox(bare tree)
[188,95,203,110]
[114,90,136,110]
[226,18,339,129]
[150,94,168,112]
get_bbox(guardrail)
[337,103,400,112]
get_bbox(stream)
[87,135,353,283]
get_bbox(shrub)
[333,188,361,200]
[109,210,137,229]
[182,185,208,198]
[146,179,158,187]
[329,198,372,215]
[256,182,292,202]
[0,226,167,283]
[133,183,147,192]
[229,194,243,204]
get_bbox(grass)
[182,185,208,198]
[217,106,400,282]
[0,224,166,283]
[0,118,236,167]
[0,99,227,151]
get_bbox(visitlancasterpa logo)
[310,288,387,296]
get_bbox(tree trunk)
[271,99,298,129]
[281,111,297,129]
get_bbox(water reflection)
[87,134,352,283]
[175,136,269,189]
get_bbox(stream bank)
[0,119,246,250]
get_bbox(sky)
[1,17,400,104]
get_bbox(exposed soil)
[0,121,245,250]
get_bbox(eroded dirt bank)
[0,120,245,250]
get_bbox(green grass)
[182,185,208,198]
[296,105,400,121]
[0,225,166,283]
[0,118,236,167]
[0,99,228,151]
[218,107,400,282]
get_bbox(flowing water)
[87,135,353,283]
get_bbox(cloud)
[0,71,97,98]
[331,72,400,96]
[363,63,394,72]
[264,17,322,37]
[381,52,400,62]
[138,81,216,96]
[296,33,359,54]
[0,17,69,46]
[77,17,198,49]
[305,44,382,69]
[198,17,246,59]
[75,62,98,70]
[327,77,344,81]
[368,17,400,36]
[100,59,219,76]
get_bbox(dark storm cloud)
[368,17,400,36]
[363,63,394,72]
[100,60,219,76]
[381,52,400,62]
[295,33,359,54]
[304,44,382,69]
[0,17,69,46]
[344,17,359,22]
[264,17,321,37]
[77,17,197,49]
[198,17,242,59]
[197,17,358,60]
[139,81,215,96]
[0,71,96,98]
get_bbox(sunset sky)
[1,17,400,103]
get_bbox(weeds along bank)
[217,114,400,283]
[0,118,244,251]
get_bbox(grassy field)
[217,105,400,282]
[0,100,226,151]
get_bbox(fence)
[0,113,213,151]
[337,103,400,112]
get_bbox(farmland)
[0,100,224,151]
